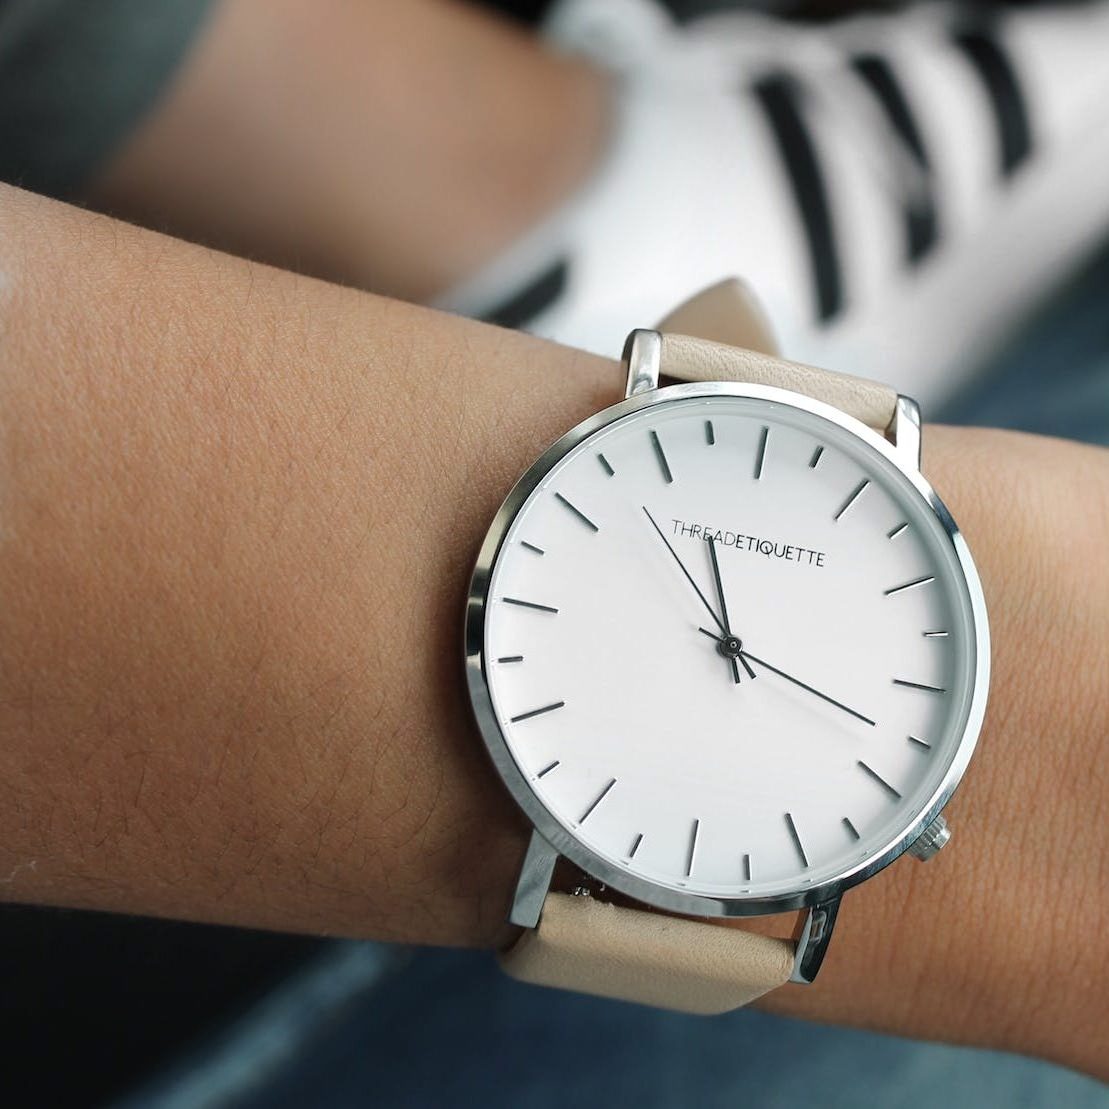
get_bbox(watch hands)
[697,628,875,726]
[743,651,875,726]
[642,507,728,637]
[645,506,864,714]
[706,536,749,684]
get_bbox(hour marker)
[808,445,824,468]
[705,420,715,446]
[555,492,599,532]
[842,817,861,841]
[742,853,752,882]
[923,630,949,638]
[537,759,560,778]
[685,819,700,877]
[628,832,643,859]
[597,453,615,477]
[754,426,769,479]
[834,479,870,521]
[887,522,909,539]
[785,812,809,868]
[858,760,902,799]
[503,596,558,614]
[496,655,524,663]
[893,678,947,693]
[908,735,932,750]
[578,777,616,824]
[521,541,545,555]
[649,430,674,484]
[510,701,565,724]
[884,575,935,597]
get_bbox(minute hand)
[642,507,728,637]
[740,650,876,727]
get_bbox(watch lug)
[508,828,559,928]
[790,896,841,984]
[889,394,922,470]
[623,329,662,397]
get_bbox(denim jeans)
[119,248,1109,1109]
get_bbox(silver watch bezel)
[464,379,990,918]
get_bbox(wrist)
[755,425,1108,1075]
[0,182,618,944]
[2,188,1103,1072]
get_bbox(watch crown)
[909,815,951,861]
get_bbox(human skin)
[88,0,609,303]
[0,185,1105,1078]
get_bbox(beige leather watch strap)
[660,333,897,433]
[652,279,896,432]
[501,893,795,1015]
[655,277,781,356]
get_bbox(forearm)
[0,187,1105,1074]
[0,184,607,944]
[86,0,607,302]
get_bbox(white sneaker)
[437,0,1109,407]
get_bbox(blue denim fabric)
[937,244,1109,443]
[120,249,1109,1109]
[122,942,1108,1109]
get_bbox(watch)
[464,279,990,1014]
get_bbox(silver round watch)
[464,283,989,1010]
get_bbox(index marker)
[649,430,674,484]
[555,492,599,532]
[834,479,870,521]
[503,597,558,614]
[858,760,902,800]
[894,678,946,693]
[578,778,616,824]
[685,819,700,877]
[785,812,809,868]
[510,701,565,724]
[884,575,935,597]
[754,426,769,480]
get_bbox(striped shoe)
[437,0,1109,407]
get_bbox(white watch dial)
[477,391,982,902]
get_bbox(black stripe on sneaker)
[752,73,843,322]
[483,259,569,329]
[952,29,1032,177]
[850,53,939,264]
